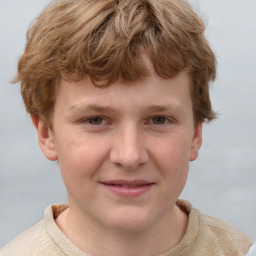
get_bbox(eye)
[151,116,168,125]
[87,117,104,125]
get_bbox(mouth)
[100,180,155,197]
[111,184,148,188]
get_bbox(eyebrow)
[143,104,185,114]
[68,104,118,114]
[68,103,185,116]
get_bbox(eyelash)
[81,116,173,126]
[81,116,107,126]
[148,116,171,125]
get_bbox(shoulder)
[198,212,254,255]
[0,208,65,256]
[174,200,254,256]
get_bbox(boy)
[1,0,255,255]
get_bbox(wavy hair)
[15,0,217,127]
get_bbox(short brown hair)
[15,0,216,127]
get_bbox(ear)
[31,115,58,161]
[189,122,203,161]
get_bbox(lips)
[100,180,154,197]
[114,184,146,188]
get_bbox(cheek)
[56,140,106,202]
[154,135,191,187]
[56,133,108,181]
[156,134,192,167]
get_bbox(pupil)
[89,117,102,125]
[153,117,165,124]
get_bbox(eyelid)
[80,116,108,125]
[147,115,174,125]
[78,115,175,127]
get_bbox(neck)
[55,204,188,256]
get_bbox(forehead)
[55,72,192,115]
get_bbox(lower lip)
[101,184,153,197]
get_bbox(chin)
[103,207,156,233]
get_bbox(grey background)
[0,0,255,248]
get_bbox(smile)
[100,180,155,197]
[114,184,146,188]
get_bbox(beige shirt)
[0,200,254,256]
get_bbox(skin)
[33,71,202,256]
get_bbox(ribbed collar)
[44,200,199,256]
[162,200,200,256]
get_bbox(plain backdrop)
[0,0,256,248]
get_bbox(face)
[37,72,202,233]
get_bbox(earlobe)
[189,123,203,161]
[31,115,58,161]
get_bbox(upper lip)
[100,180,155,186]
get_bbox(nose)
[109,124,149,170]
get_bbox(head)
[14,0,217,239]
[15,0,216,129]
